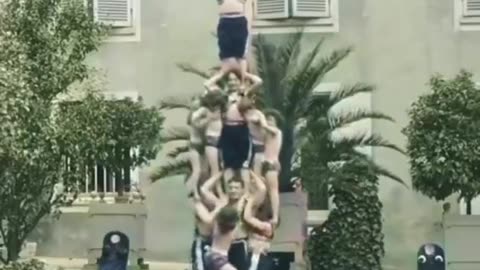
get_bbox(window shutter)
[93,0,132,27]
[292,0,330,18]
[464,0,480,16]
[256,0,289,20]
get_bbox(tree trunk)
[6,231,20,262]
[467,199,472,215]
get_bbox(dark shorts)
[217,16,249,60]
[191,236,211,270]
[228,238,249,270]
[249,252,274,270]
[219,123,251,170]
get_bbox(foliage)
[0,0,161,263]
[154,33,405,191]
[0,259,45,270]
[403,70,480,212]
[308,160,384,270]
[55,91,164,192]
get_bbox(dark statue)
[417,243,445,270]
[98,231,130,270]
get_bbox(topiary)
[308,161,384,270]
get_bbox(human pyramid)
[185,1,283,270]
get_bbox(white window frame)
[454,0,480,31]
[98,0,141,43]
[252,0,339,34]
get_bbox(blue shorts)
[217,16,249,60]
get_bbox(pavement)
[35,257,190,270]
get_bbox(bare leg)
[223,168,234,187]
[252,153,264,177]
[240,168,251,194]
[265,170,280,226]
[204,58,236,91]
[185,150,201,198]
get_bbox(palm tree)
[150,32,404,191]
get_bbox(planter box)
[444,214,480,270]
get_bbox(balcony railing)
[62,148,141,205]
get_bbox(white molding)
[454,0,480,31]
[102,0,141,43]
[252,0,338,34]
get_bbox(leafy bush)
[308,160,384,270]
[403,70,480,213]
[0,259,45,270]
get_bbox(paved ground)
[36,257,190,270]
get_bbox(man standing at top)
[204,0,262,93]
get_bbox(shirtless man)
[185,97,209,199]
[243,172,275,270]
[193,91,227,179]
[204,0,262,93]
[191,173,229,270]
[245,108,276,177]
[202,171,250,270]
[205,206,240,270]
[261,110,283,226]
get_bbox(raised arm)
[200,171,223,206]
[190,107,209,128]
[249,171,266,205]
[194,196,227,225]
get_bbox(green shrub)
[0,260,45,270]
[308,161,384,270]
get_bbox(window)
[60,91,142,206]
[253,0,339,34]
[302,83,373,211]
[89,0,141,42]
[454,0,480,31]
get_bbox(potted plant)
[403,70,480,268]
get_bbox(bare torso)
[264,128,282,162]
[218,0,245,14]
[225,103,245,123]
[246,110,265,145]
[205,109,223,138]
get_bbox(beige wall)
[30,0,480,269]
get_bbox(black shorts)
[191,236,211,270]
[219,123,252,170]
[217,16,249,60]
[228,238,249,270]
[249,252,274,270]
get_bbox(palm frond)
[333,133,406,155]
[176,62,211,79]
[150,158,191,182]
[161,126,190,142]
[159,97,194,111]
[330,83,375,107]
[330,109,395,129]
[345,150,407,186]
[253,35,284,111]
[166,144,190,159]
[276,30,304,75]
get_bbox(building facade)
[28,0,480,269]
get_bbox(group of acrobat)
[185,1,284,270]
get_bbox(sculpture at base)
[417,243,445,270]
